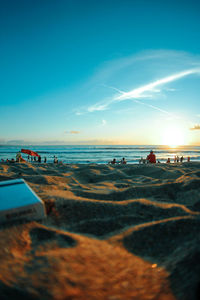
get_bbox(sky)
[0,0,200,146]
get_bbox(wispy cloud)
[88,68,200,114]
[115,69,200,101]
[88,68,200,112]
[86,50,200,88]
[190,124,200,130]
[132,99,176,117]
[88,102,110,112]
[74,50,200,117]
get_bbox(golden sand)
[1,162,200,299]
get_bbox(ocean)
[0,145,200,164]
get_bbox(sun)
[161,124,186,147]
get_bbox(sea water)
[0,145,200,164]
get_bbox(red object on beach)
[20,157,26,162]
[147,152,156,163]
[21,149,40,157]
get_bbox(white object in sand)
[0,178,46,224]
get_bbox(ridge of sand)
[0,162,200,299]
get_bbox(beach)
[0,161,200,300]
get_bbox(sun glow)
[161,124,186,148]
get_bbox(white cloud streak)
[132,99,175,117]
[115,68,200,101]
[87,68,200,114]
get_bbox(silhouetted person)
[146,150,156,163]
[16,152,21,162]
[111,158,116,164]
[121,157,126,164]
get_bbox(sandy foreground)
[0,162,200,300]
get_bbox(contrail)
[133,99,176,117]
[87,68,200,114]
[101,84,126,94]
[115,68,200,101]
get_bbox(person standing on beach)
[16,152,21,162]
[146,150,156,163]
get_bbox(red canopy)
[21,149,40,157]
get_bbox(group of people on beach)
[108,150,191,165]
[1,152,47,163]
[109,157,127,165]
[26,155,44,163]
[0,150,192,165]
[16,152,44,163]
[109,151,157,165]
[139,150,191,164]
[1,154,64,164]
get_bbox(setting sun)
[161,124,186,147]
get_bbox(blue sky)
[0,0,200,145]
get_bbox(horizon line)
[0,143,199,147]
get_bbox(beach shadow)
[168,243,200,300]
[59,199,189,238]
[30,227,77,248]
[123,218,200,262]
[0,282,38,300]
[0,175,16,182]
[122,217,200,300]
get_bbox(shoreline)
[0,144,199,165]
[0,160,198,165]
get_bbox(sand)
[0,161,200,300]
